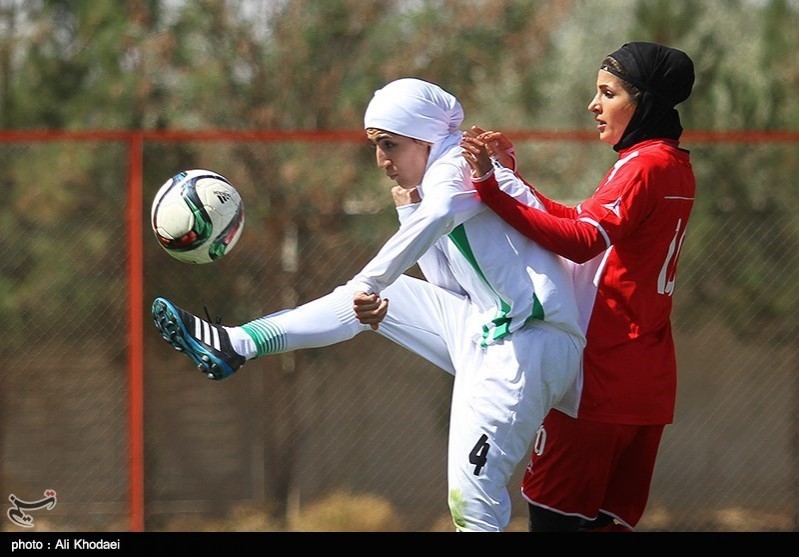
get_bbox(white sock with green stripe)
[225,322,281,360]
[225,286,363,360]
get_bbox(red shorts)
[521,409,664,528]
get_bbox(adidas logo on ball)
[213,190,233,204]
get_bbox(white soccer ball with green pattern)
[151,169,245,264]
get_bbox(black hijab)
[601,41,695,152]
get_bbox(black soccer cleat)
[152,297,245,380]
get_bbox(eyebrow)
[367,130,392,141]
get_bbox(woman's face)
[367,129,430,189]
[588,70,638,146]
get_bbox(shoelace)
[202,299,223,325]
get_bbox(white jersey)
[349,134,584,347]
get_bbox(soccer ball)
[151,169,245,264]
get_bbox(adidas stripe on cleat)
[152,297,246,380]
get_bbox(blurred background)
[1,0,798,532]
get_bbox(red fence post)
[127,131,145,532]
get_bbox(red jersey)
[475,139,695,424]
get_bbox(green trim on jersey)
[448,225,544,346]
[528,296,545,322]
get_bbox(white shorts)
[376,275,583,531]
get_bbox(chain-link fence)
[1,132,797,532]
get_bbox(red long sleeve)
[478,139,697,424]
[474,173,606,263]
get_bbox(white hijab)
[364,78,464,168]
